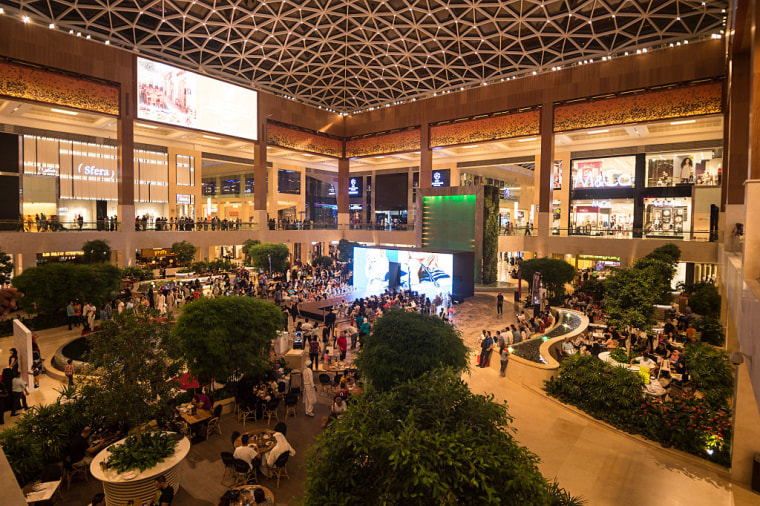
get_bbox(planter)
[214,397,235,416]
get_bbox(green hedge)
[0,312,68,338]
[545,353,732,466]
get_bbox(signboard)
[347,176,363,197]
[532,272,542,306]
[137,57,258,140]
[77,163,115,181]
[573,160,634,189]
[176,194,193,204]
[431,169,450,187]
[552,161,562,190]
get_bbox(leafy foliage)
[12,263,121,314]
[0,389,87,485]
[336,239,360,263]
[684,343,734,409]
[82,239,111,264]
[0,248,13,284]
[105,432,178,473]
[248,242,290,274]
[482,186,500,284]
[121,266,154,281]
[84,309,183,432]
[190,258,233,275]
[632,244,681,304]
[645,243,681,266]
[686,283,721,318]
[694,316,725,347]
[243,239,261,265]
[519,258,576,305]
[171,297,282,384]
[170,240,197,266]
[354,310,468,392]
[311,255,333,269]
[305,369,584,506]
[603,267,657,331]
[577,277,605,302]
[545,352,732,465]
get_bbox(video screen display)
[278,169,301,194]
[347,176,363,197]
[137,57,258,140]
[353,247,454,298]
[431,169,450,187]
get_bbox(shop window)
[570,199,634,237]
[645,151,721,187]
[176,155,195,186]
[643,197,690,239]
[571,156,636,189]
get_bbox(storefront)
[643,197,691,239]
[569,199,634,236]
[36,250,84,265]
[136,248,177,267]
[577,254,621,272]
[645,150,722,187]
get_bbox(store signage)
[176,194,192,204]
[431,171,447,187]
[591,200,612,208]
[573,160,634,189]
[648,198,684,207]
[77,163,114,180]
[348,177,362,196]
[41,251,84,258]
[38,166,58,177]
[503,188,511,199]
[579,254,620,261]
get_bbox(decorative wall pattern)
[554,82,723,132]
[430,110,541,147]
[345,128,420,158]
[0,60,119,115]
[267,122,343,158]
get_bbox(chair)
[206,416,222,439]
[230,431,241,449]
[284,393,298,418]
[220,452,237,485]
[213,404,223,419]
[263,398,280,425]
[318,374,331,395]
[277,381,287,395]
[272,451,290,489]
[289,371,303,395]
[62,457,88,492]
[233,458,253,486]
[239,402,257,427]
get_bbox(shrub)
[121,266,154,281]
[687,283,721,318]
[684,343,734,409]
[311,255,333,269]
[694,316,725,347]
[82,239,111,264]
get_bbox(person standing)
[64,359,75,386]
[496,292,504,316]
[499,346,511,377]
[66,301,76,330]
[479,332,494,368]
[337,331,348,361]
[308,335,321,370]
[302,363,317,417]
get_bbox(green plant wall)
[482,186,499,284]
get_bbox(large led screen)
[137,58,257,140]
[353,247,454,299]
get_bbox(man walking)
[496,292,504,316]
[64,359,75,386]
[302,362,317,417]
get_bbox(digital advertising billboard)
[137,57,258,140]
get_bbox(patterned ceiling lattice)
[4,1,727,113]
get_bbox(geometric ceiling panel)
[2,1,728,113]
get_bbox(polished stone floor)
[2,291,759,505]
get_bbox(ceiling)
[2,0,728,113]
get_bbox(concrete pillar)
[536,103,554,237]
[420,124,432,188]
[117,57,136,229]
[254,140,267,212]
[337,158,349,227]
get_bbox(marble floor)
[2,292,759,505]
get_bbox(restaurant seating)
[263,398,280,425]
[318,374,331,395]
[272,451,290,489]
[230,431,241,450]
[239,402,257,427]
[62,456,88,492]
[233,458,253,486]
[284,393,298,418]
[220,452,237,485]
[206,415,222,439]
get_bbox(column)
[337,158,349,228]
[253,140,267,228]
[419,124,432,188]
[116,59,136,230]
[536,103,554,236]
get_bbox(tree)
[171,240,197,266]
[354,310,468,392]
[81,239,111,264]
[305,369,583,505]
[83,309,183,433]
[603,267,657,331]
[519,258,576,305]
[632,244,681,304]
[12,263,121,314]
[248,242,290,274]
[242,239,261,265]
[170,297,283,384]
[694,316,725,347]
[684,343,734,409]
[311,255,333,269]
[645,243,681,266]
[336,239,360,263]
[0,248,13,284]
[686,282,721,318]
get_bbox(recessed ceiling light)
[136,123,158,129]
[461,145,479,149]
[587,129,609,134]
[203,135,222,140]
[51,108,78,115]
[517,137,537,142]
[670,119,696,126]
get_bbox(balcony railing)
[500,227,717,242]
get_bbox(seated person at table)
[253,487,274,505]
[653,340,671,361]
[192,389,213,411]
[631,351,658,373]
[70,426,111,465]
[152,475,174,506]
[671,352,687,377]
[336,381,350,400]
[603,334,618,349]
[321,396,348,429]
[233,434,260,470]
[260,423,296,478]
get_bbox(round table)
[233,484,275,504]
[233,429,277,452]
[90,434,191,506]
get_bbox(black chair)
[213,404,223,419]
[277,381,287,395]
[220,452,237,485]
[272,451,290,489]
[284,393,298,418]
[264,398,280,425]
[233,458,252,486]
[318,374,331,395]
[230,430,241,449]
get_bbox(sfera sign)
[77,163,114,180]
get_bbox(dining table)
[234,428,277,453]
[233,484,275,504]
[23,480,61,503]
[178,405,213,426]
